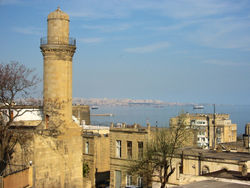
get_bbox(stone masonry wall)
[33,127,83,188]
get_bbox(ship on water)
[193,105,204,110]
[91,106,99,110]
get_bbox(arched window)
[202,166,210,175]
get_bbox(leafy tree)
[0,62,40,175]
[129,113,188,188]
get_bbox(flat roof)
[173,180,250,188]
[179,148,250,161]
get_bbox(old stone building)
[82,127,110,188]
[109,123,151,188]
[170,113,237,149]
[106,120,249,188]
[243,123,250,149]
[165,148,250,186]
[72,105,90,125]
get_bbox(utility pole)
[248,126,250,153]
[213,104,216,149]
[206,115,210,149]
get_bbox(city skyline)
[1,0,250,105]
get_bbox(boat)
[91,106,99,110]
[193,105,204,110]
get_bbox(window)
[126,174,132,186]
[115,170,121,188]
[10,110,14,120]
[127,141,132,159]
[202,166,210,175]
[216,128,221,135]
[116,140,121,158]
[191,120,195,125]
[137,176,143,187]
[85,141,89,154]
[83,162,89,177]
[217,137,221,143]
[45,114,49,129]
[138,142,143,159]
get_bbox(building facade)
[166,148,250,186]
[72,105,90,125]
[170,113,237,149]
[82,127,110,188]
[109,123,151,188]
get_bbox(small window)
[126,174,132,186]
[127,141,132,159]
[138,142,143,159]
[217,137,221,143]
[10,110,14,120]
[202,166,210,175]
[85,141,89,154]
[137,176,143,187]
[116,140,121,158]
[45,114,49,129]
[216,128,221,134]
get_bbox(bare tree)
[129,113,189,188]
[0,62,40,175]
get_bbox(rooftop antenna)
[213,104,216,149]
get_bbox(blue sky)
[1,0,250,104]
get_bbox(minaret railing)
[40,36,76,46]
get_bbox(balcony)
[40,36,76,46]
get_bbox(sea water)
[90,105,250,135]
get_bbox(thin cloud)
[82,23,131,32]
[150,19,206,32]
[187,16,250,50]
[158,0,244,19]
[125,42,169,53]
[65,0,245,19]
[12,26,42,36]
[79,37,104,44]
[204,60,250,67]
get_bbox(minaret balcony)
[40,36,76,46]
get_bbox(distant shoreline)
[72,98,248,107]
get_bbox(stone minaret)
[35,8,83,187]
[40,7,76,127]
